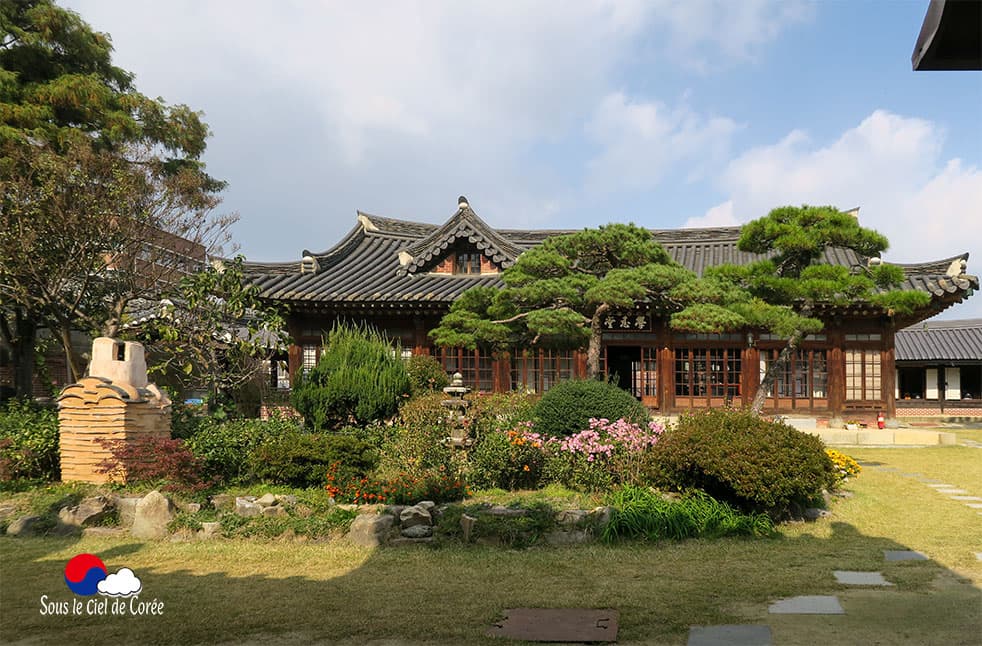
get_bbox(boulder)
[256,493,278,507]
[235,497,262,517]
[416,501,436,512]
[399,505,432,529]
[487,505,527,518]
[182,502,202,514]
[401,524,433,539]
[210,494,234,511]
[804,508,832,521]
[262,505,288,518]
[460,514,477,543]
[131,491,176,539]
[589,506,614,529]
[197,521,222,540]
[274,494,298,506]
[346,514,395,547]
[58,496,113,527]
[555,510,589,528]
[6,515,44,537]
[114,497,143,528]
[384,505,408,518]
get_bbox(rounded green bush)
[248,432,378,489]
[647,408,836,518]
[186,416,300,483]
[533,379,648,437]
[405,354,449,394]
[0,399,59,481]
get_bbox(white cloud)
[683,200,738,228]
[97,568,142,597]
[696,109,982,318]
[585,93,739,192]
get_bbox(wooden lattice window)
[845,349,880,401]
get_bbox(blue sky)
[65,0,982,319]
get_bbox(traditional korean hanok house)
[243,197,977,424]
[895,319,982,418]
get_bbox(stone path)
[685,457,980,644]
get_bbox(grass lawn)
[1,447,980,645]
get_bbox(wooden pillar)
[882,327,897,425]
[412,316,428,355]
[828,328,845,423]
[286,318,303,382]
[658,345,674,413]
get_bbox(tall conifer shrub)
[291,324,410,429]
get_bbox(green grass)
[1,446,980,645]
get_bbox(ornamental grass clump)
[601,485,775,542]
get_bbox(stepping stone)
[921,479,943,484]
[833,571,894,586]
[927,484,955,488]
[487,608,618,642]
[937,489,968,494]
[975,553,982,561]
[884,550,928,561]
[688,625,771,645]
[966,503,982,509]
[768,595,844,615]
[949,496,982,501]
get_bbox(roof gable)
[398,197,526,275]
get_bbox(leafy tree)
[0,0,228,392]
[134,256,288,408]
[670,205,930,413]
[430,223,696,377]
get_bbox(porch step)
[807,429,957,446]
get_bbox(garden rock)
[385,505,407,518]
[6,515,44,537]
[487,505,527,518]
[460,514,477,543]
[132,491,176,539]
[114,497,143,528]
[58,495,113,527]
[401,524,433,538]
[262,505,288,518]
[346,514,395,547]
[198,522,222,540]
[590,506,614,529]
[417,501,436,512]
[235,497,262,518]
[182,502,202,514]
[400,505,432,529]
[210,494,234,510]
[556,510,589,528]
[804,508,831,521]
[256,493,278,507]
[274,494,298,506]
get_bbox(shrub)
[601,486,775,542]
[96,437,211,493]
[0,399,59,481]
[533,379,648,437]
[826,449,861,488]
[248,432,378,488]
[648,408,836,518]
[290,324,410,429]
[468,425,545,490]
[469,392,538,437]
[376,424,454,480]
[397,392,451,431]
[406,354,449,394]
[186,416,300,483]
[541,417,664,492]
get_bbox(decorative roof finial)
[458,195,469,209]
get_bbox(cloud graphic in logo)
[64,554,107,596]
[97,568,142,597]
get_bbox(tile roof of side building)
[896,319,982,362]
[242,199,978,319]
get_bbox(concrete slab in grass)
[949,496,982,501]
[768,596,844,615]
[688,625,771,646]
[927,484,955,488]
[966,503,982,509]
[884,550,928,561]
[975,553,982,561]
[937,489,968,494]
[834,571,894,586]
[487,608,618,642]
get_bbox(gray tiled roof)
[243,207,977,314]
[896,319,982,361]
